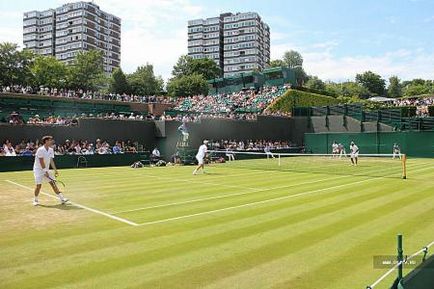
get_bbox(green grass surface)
[0,157,433,289]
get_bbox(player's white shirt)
[350,144,359,153]
[33,146,54,172]
[196,144,207,159]
[350,144,359,157]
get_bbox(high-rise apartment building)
[23,1,121,74]
[188,12,270,78]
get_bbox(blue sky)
[1,0,433,81]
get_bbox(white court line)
[113,161,432,214]
[137,177,376,226]
[136,162,339,195]
[112,174,349,214]
[5,180,139,227]
[137,164,434,226]
[140,170,282,192]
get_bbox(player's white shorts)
[196,156,204,165]
[34,170,55,185]
[350,152,359,158]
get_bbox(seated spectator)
[8,112,24,125]
[124,140,137,153]
[0,138,144,157]
[112,141,123,154]
[3,140,16,156]
[20,145,33,156]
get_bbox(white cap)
[203,140,209,144]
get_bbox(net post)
[278,154,281,166]
[422,246,428,262]
[397,234,403,281]
[402,154,407,179]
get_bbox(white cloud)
[93,0,204,79]
[0,11,23,45]
[272,40,434,81]
[1,1,433,83]
[1,0,202,80]
[303,49,434,81]
[423,15,434,23]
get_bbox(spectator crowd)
[1,138,140,157]
[1,85,176,104]
[1,111,162,126]
[392,96,434,117]
[1,85,293,126]
[161,112,259,122]
[174,86,288,114]
[208,139,297,151]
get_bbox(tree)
[402,79,433,96]
[31,56,68,88]
[325,81,369,98]
[127,64,163,95]
[277,50,307,87]
[172,55,220,79]
[189,58,221,79]
[269,59,285,68]
[387,76,402,98]
[293,66,308,87]
[109,67,130,94]
[403,83,430,96]
[0,42,35,86]
[305,76,325,91]
[172,55,192,78]
[282,50,303,68]
[167,73,208,97]
[355,71,386,96]
[68,50,104,90]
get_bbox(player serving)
[33,135,69,206]
[349,141,359,166]
[193,140,208,175]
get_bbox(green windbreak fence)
[0,153,150,172]
[304,131,434,157]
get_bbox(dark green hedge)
[296,86,338,97]
[401,106,417,117]
[268,89,341,112]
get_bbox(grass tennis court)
[0,157,433,289]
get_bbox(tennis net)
[208,150,408,179]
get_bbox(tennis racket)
[45,174,66,188]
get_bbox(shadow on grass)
[39,203,82,210]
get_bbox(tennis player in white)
[225,147,235,161]
[392,143,401,159]
[33,136,68,206]
[193,140,208,175]
[349,141,359,166]
[264,144,275,159]
[331,141,339,157]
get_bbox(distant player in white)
[338,143,346,158]
[193,140,208,175]
[392,143,401,159]
[33,136,69,206]
[225,147,235,161]
[331,141,339,157]
[264,144,275,159]
[349,141,359,166]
